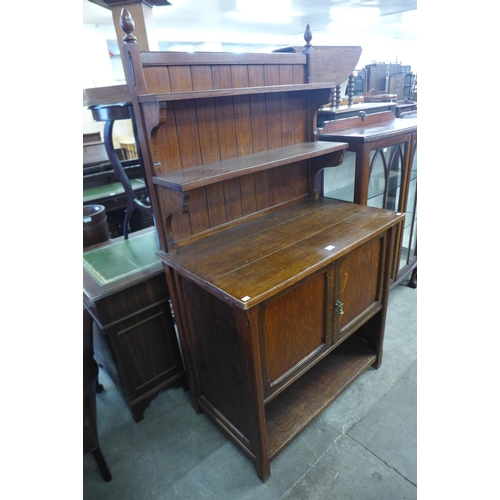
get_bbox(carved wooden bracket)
[308,150,346,200]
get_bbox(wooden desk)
[83,179,152,236]
[83,227,186,422]
[83,178,147,212]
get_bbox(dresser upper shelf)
[138,82,338,103]
[152,141,348,192]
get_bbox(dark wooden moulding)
[119,9,405,482]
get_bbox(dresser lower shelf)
[265,337,377,459]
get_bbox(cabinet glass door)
[398,140,417,273]
[367,143,405,211]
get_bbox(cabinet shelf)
[153,142,348,192]
[266,337,376,458]
[139,82,337,103]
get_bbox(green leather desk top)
[83,179,146,203]
[83,228,162,301]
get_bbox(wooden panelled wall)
[124,49,331,250]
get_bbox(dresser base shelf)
[193,335,377,479]
[266,336,376,458]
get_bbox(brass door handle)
[335,300,344,315]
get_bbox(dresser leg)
[407,267,417,289]
[255,459,271,483]
[95,369,104,393]
[131,400,150,423]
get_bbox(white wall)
[82,9,417,144]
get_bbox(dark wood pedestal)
[83,227,186,422]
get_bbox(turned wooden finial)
[120,8,137,43]
[302,24,315,83]
[334,85,341,108]
[347,74,354,107]
[303,24,312,48]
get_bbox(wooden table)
[83,227,186,422]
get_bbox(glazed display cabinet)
[318,111,417,288]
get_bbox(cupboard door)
[335,236,384,343]
[100,301,183,401]
[261,270,331,399]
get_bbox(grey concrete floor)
[83,278,417,499]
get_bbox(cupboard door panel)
[103,303,182,401]
[337,237,383,338]
[262,272,327,389]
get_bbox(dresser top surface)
[159,199,404,309]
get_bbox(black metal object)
[89,103,153,239]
